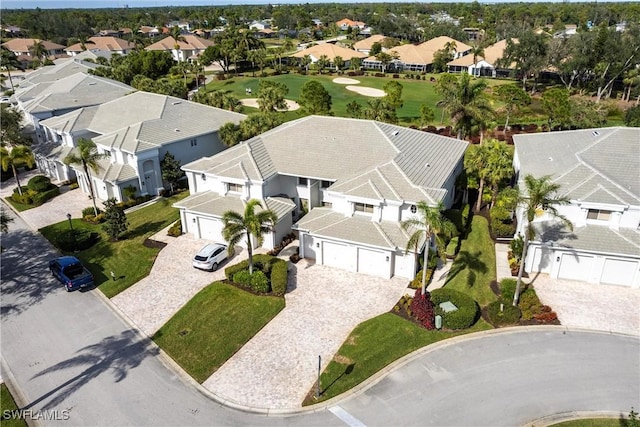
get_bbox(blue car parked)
[49,256,94,291]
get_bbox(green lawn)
[3,197,34,212]
[443,215,499,307]
[0,383,27,427]
[551,419,624,427]
[152,282,285,383]
[204,73,448,126]
[303,313,492,405]
[39,192,188,298]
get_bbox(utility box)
[435,315,442,329]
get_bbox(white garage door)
[601,259,638,286]
[357,248,389,278]
[303,235,317,260]
[323,242,352,271]
[558,253,592,281]
[199,217,224,242]
[530,247,552,273]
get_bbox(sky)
[1,0,630,9]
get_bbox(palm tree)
[436,73,493,140]
[64,138,105,216]
[222,199,278,275]
[470,44,485,76]
[1,47,20,91]
[0,145,34,196]
[300,54,312,73]
[170,26,186,51]
[29,40,47,61]
[401,201,456,294]
[513,175,572,306]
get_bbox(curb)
[525,410,631,426]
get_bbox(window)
[354,202,374,214]
[321,180,332,188]
[228,183,243,193]
[298,177,308,186]
[190,138,197,147]
[587,209,611,221]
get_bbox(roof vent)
[172,101,181,105]
[174,128,180,132]
[592,130,600,137]
[548,157,553,161]
[88,82,96,85]
[392,130,399,136]
[425,163,430,168]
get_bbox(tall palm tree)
[513,175,572,306]
[1,47,20,91]
[401,201,455,294]
[29,40,47,61]
[63,138,105,216]
[170,26,186,51]
[0,145,34,196]
[436,73,493,140]
[222,199,278,275]
[470,44,485,77]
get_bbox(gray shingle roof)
[185,116,467,204]
[174,193,293,223]
[40,106,99,133]
[18,59,100,88]
[514,127,640,206]
[293,207,420,251]
[533,220,640,258]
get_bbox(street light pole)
[67,213,76,251]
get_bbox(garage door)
[323,242,352,271]
[357,248,389,278]
[530,247,552,273]
[199,217,224,242]
[558,253,593,281]
[601,259,638,286]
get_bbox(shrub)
[445,237,459,257]
[69,182,79,190]
[32,186,60,205]
[167,219,182,237]
[27,175,54,192]
[409,288,435,329]
[55,229,98,252]
[225,254,277,281]
[409,269,434,289]
[82,206,102,217]
[486,300,521,326]
[250,270,270,293]
[430,288,479,329]
[270,260,288,296]
[510,236,524,262]
[518,288,542,320]
[11,188,35,205]
[233,270,251,286]
[443,209,463,235]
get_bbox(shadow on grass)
[124,221,165,240]
[27,329,159,411]
[445,250,487,286]
[320,363,355,397]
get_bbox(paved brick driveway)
[202,260,409,409]
[111,231,251,337]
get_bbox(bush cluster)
[490,205,516,237]
[167,219,182,237]
[409,289,435,329]
[486,300,522,326]
[55,229,99,252]
[224,254,275,280]
[225,255,288,296]
[430,288,479,329]
[270,260,288,296]
[27,175,55,192]
[267,232,296,256]
[82,207,103,217]
[409,269,434,289]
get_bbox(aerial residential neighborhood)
[0,1,639,425]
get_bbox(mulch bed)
[143,238,167,250]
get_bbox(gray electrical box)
[435,315,442,329]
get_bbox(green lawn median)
[40,192,188,298]
[152,282,285,383]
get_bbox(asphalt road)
[2,202,638,426]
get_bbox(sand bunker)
[345,85,385,97]
[333,77,361,85]
[240,98,300,111]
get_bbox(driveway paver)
[202,260,409,409]
[111,231,250,337]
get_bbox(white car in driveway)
[193,243,228,271]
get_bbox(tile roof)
[293,207,420,251]
[353,34,386,50]
[367,36,471,66]
[291,43,366,61]
[184,116,467,204]
[1,38,65,52]
[174,193,294,223]
[145,35,214,51]
[514,127,640,206]
[66,36,135,53]
[17,59,101,88]
[533,220,640,258]
[447,38,515,67]
[40,106,99,133]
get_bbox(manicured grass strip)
[1,383,28,427]
[551,419,621,427]
[152,282,285,383]
[39,192,188,298]
[3,197,35,212]
[304,313,492,405]
[444,215,498,307]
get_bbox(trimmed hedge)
[409,269,434,289]
[233,270,251,286]
[500,278,518,301]
[32,186,60,205]
[27,175,54,192]
[55,229,99,252]
[431,288,479,329]
[250,270,269,293]
[224,254,277,281]
[270,260,288,296]
[486,300,521,326]
[11,187,35,205]
[167,219,182,237]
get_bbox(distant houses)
[145,35,215,62]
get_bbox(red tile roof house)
[65,36,135,56]
[145,35,215,62]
